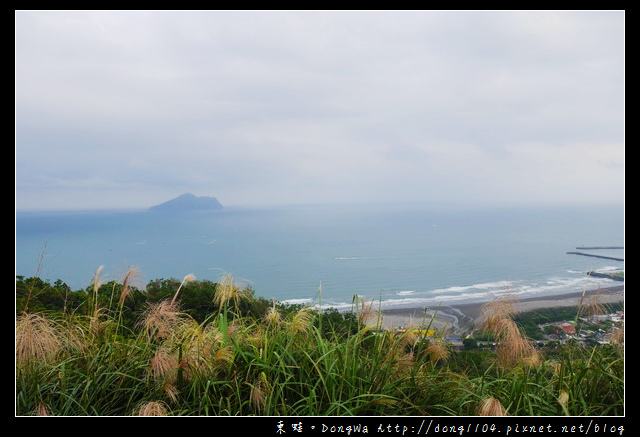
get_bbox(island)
[149,193,223,211]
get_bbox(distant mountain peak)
[149,193,223,211]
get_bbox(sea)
[15,202,624,312]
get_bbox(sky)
[15,10,625,211]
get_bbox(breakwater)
[588,271,624,281]
[567,246,623,262]
[576,246,623,250]
[566,252,624,262]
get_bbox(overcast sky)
[15,10,624,210]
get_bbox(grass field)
[16,272,624,416]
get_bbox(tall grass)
[15,273,624,416]
[460,290,624,416]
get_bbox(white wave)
[281,298,314,306]
[280,272,622,314]
[598,265,624,272]
[429,280,514,295]
[366,275,621,311]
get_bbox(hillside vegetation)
[16,270,624,416]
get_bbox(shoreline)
[377,285,624,334]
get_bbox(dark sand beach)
[378,285,624,334]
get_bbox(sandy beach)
[378,285,624,334]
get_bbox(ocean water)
[15,203,624,311]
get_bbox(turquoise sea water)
[15,203,624,310]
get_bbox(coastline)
[378,285,624,334]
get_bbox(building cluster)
[537,310,624,345]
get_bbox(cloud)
[15,10,624,210]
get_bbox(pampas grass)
[288,306,314,336]
[249,371,270,413]
[558,390,570,415]
[578,288,611,324]
[425,341,449,364]
[480,293,541,369]
[89,265,106,315]
[15,269,624,416]
[149,344,178,385]
[16,312,63,366]
[134,401,170,416]
[214,272,249,313]
[36,402,50,416]
[476,397,508,416]
[139,300,183,340]
[353,295,378,328]
[118,266,140,308]
[171,273,196,306]
[264,301,282,326]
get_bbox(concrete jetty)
[575,246,623,250]
[588,271,624,281]
[566,252,624,262]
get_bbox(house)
[611,311,624,323]
[559,323,576,336]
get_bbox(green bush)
[15,275,624,416]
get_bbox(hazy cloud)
[15,10,624,210]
